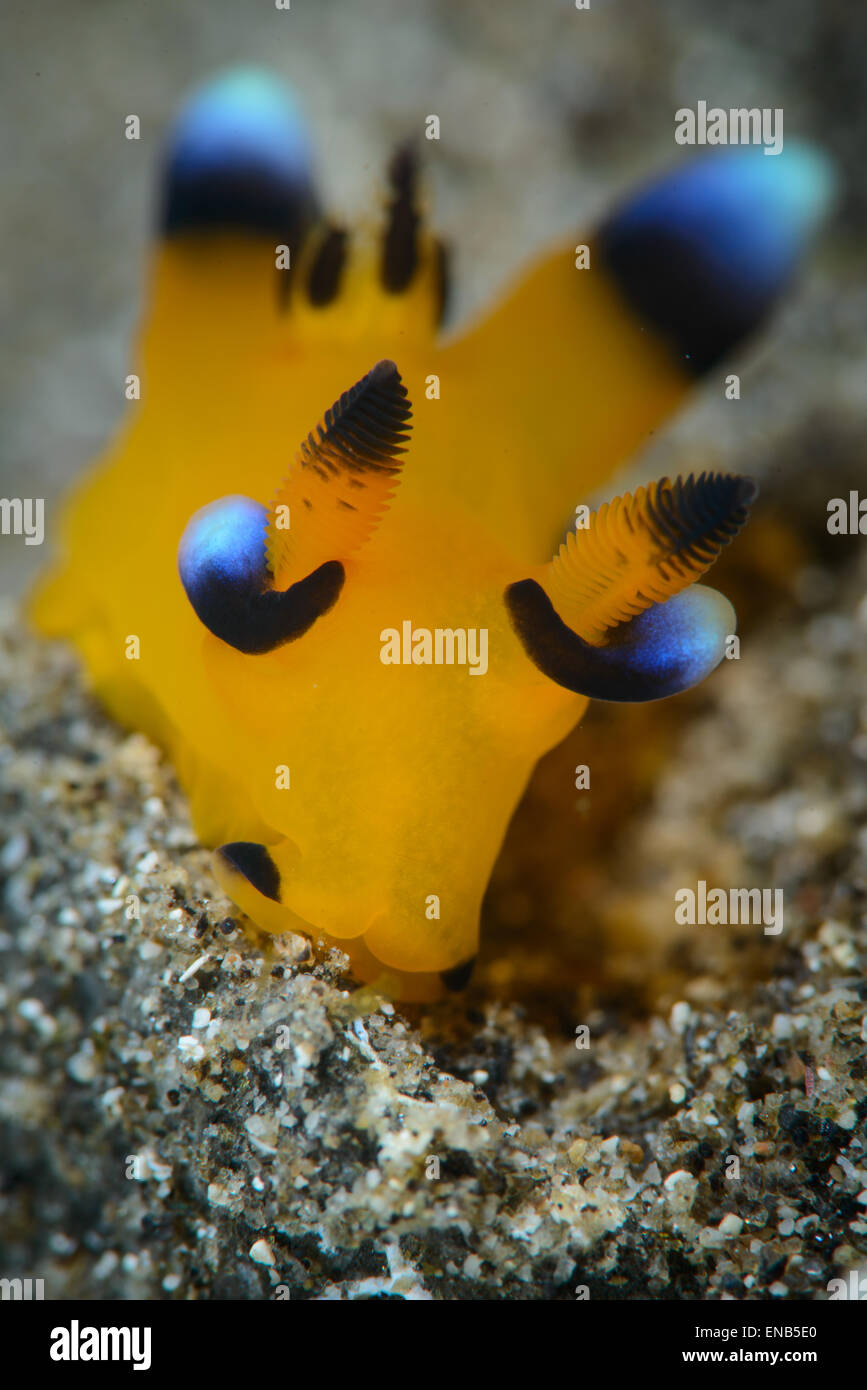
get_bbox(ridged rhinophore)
[267,360,412,588]
[544,473,757,645]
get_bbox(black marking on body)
[307,226,348,306]
[440,956,477,991]
[432,238,451,326]
[382,144,420,294]
[219,842,281,902]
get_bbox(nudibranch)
[32,69,834,998]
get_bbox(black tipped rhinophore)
[160,68,319,242]
[440,957,477,992]
[218,842,281,902]
[307,226,349,306]
[177,495,344,654]
[307,359,413,476]
[643,472,757,556]
[596,145,835,374]
[382,143,420,293]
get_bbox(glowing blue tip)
[611,584,735,701]
[178,495,268,611]
[161,68,317,236]
[598,142,836,372]
[627,143,834,294]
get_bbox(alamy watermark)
[675,880,783,935]
[0,1276,44,1299]
[0,497,44,546]
[827,491,867,535]
[49,1321,152,1371]
[827,1270,867,1300]
[675,101,783,156]
[380,622,488,675]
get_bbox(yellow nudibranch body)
[32,71,834,997]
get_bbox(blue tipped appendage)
[507,580,735,702]
[161,67,317,237]
[598,143,836,372]
[177,495,344,655]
